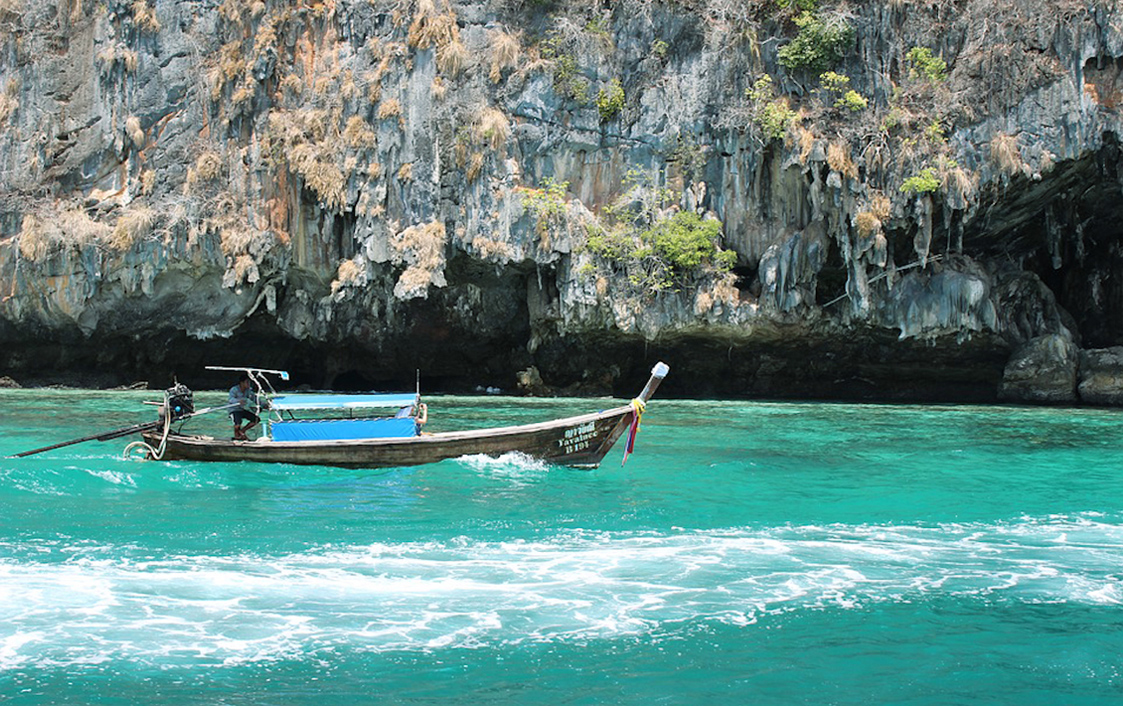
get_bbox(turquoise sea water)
[2,388,1123,704]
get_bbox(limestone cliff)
[1,0,1122,400]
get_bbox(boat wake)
[456,452,552,478]
[1,513,1122,668]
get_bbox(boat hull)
[144,405,637,469]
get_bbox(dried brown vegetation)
[391,220,448,299]
[131,0,160,33]
[111,206,157,250]
[989,132,1023,175]
[378,98,403,120]
[343,116,377,148]
[476,107,508,152]
[407,0,459,50]
[488,30,520,83]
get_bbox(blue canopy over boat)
[269,393,418,411]
[270,417,419,441]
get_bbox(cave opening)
[963,131,1123,347]
[814,236,847,307]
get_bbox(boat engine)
[164,383,195,421]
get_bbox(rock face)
[1078,347,1123,405]
[1,0,1122,400]
[999,334,1078,404]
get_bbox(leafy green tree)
[778,11,855,73]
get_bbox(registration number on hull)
[558,422,597,454]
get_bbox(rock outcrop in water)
[2,0,1123,400]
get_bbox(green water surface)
[2,389,1122,704]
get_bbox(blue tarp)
[270,393,418,411]
[270,417,418,441]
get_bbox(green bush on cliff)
[642,211,731,272]
[819,71,867,112]
[900,167,941,194]
[542,38,591,105]
[520,177,568,219]
[778,11,855,73]
[906,47,948,82]
[588,211,735,292]
[597,79,625,122]
[746,76,798,141]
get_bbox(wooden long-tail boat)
[137,362,670,469]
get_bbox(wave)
[1,513,1121,668]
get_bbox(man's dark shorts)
[232,410,259,425]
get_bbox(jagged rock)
[2,0,1123,402]
[999,334,1078,403]
[1077,347,1123,405]
[516,366,550,396]
[0,376,20,388]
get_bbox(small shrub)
[140,169,156,194]
[437,38,469,76]
[111,206,156,249]
[651,39,668,59]
[990,132,1023,175]
[585,16,610,38]
[906,46,948,82]
[820,71,867,112]
[900,167,940,194]
[854,211,880,238]
[466,152,485,182]
[642,212,724,272]
[343,116,377,148]
[488,30,520,83]
[520,178,568,219]
[131,0,160,33]
[377,98,402,119]
[596,78,625,122]
[331,258,364,294]
[125,116,144,147]
[96,44,139,74]
[477,107,508,151]
[552,52,589,104]
[746,75,798,141]
[186,150,223,190]
[18,213,53,261]
[0,81,16,125]
[407,1,458,50]
[820,70,849,93]
[777,11,854,73]
[826,141,857,179]
[390,220,448,300]
[869,192,891,220]
[589,211,734,292]
[837,90,867,112]
[280,73,302,95]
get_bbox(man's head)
[238,373,251,389]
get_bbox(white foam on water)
[83,468,137,486]
[457,452,552,482]
[2,513,1123,667]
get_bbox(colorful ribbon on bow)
[621,397,646,466]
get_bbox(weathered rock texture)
[2,0,1123,400]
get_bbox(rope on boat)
[621,397,646,466]
[122,410,172,461]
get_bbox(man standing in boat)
[229,373,260,441]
